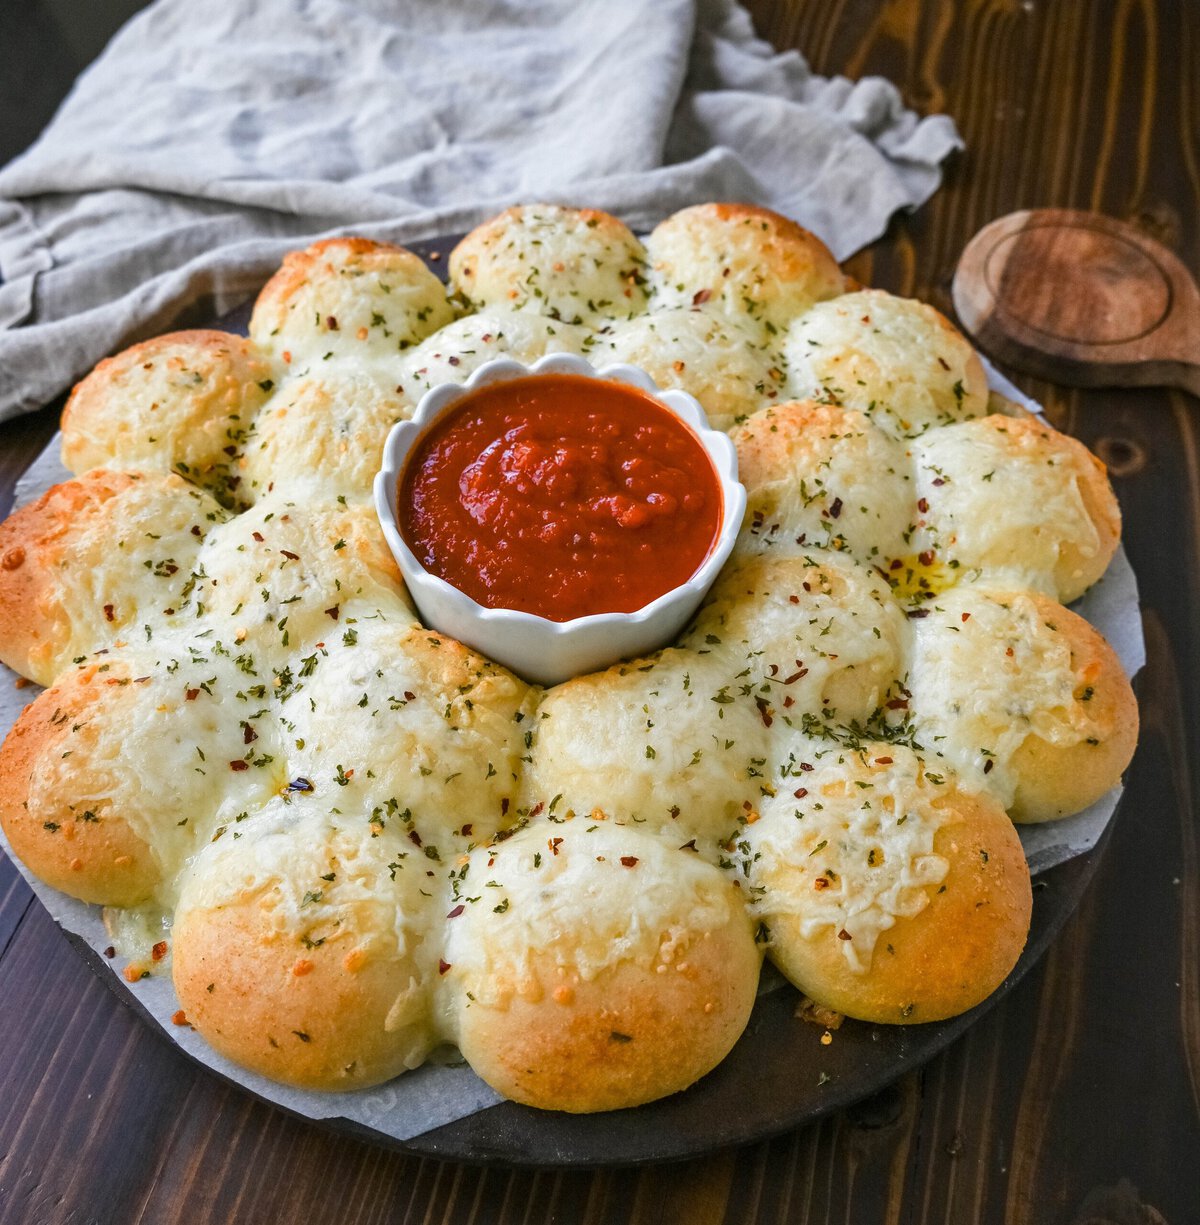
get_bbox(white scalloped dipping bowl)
[374,354,746,687]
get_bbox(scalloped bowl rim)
[373,354,746,680]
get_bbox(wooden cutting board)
[952,208,1200,396]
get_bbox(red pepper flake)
[460,823,473,836]
[252,531,264,542]
[223,445,238,458]
[875,756,893,765]
[668,805,680,819]
[768,663,779,677]
[619,856,639,868]
[886,697,910,710]
[783,696,795,708]
[799,762,814,772]
[692,288,713,305]
[448,355,461,366]
[1005,646,1014,657]
[446,905,465,919]
[500,797,510,816]
[103,604,115,622]
[103,946,116,959]
[324,606,340,620]
[408,829,422,846]
[755,696,774,727]
[172,1010,191,1027]
[549,837,564,856]
[918,550,935,566]
[889,559,903,570]
[828,497,843,519]
[529,801,544,817]
[326,315,339,330]
[242,723,258,745]
[961,612,971,622]
[907,609,930,619]
[983,759,995,774]
[794,787,808,798]
[280,549,300,561]
[185,688,200,701]
[788,594,800,604]
[814,877,829,890]
[230,760,250,772]
[783,668,809,684]
[932,477,946,486]
[438,960,452,976]
[837,929,852,941]
[404,690,416,701]
[151,941,169,961]
[190,525,202,537]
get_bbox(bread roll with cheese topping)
[250,238,454,377]
[913,414,1121,603]
[747,743,1031,1023]
[0,470,226,685]
[0,645,283,906]
[685,550,907,725]
[242,373,412,503]
[908,586,1138,821]
[646,203,845,335]
[450,205,650,327]
[595,308,784,431]
[174,801,439,1090]
[733,400,915,564]
[398,312,594,401]
[525,648,773,845]
[440,822,760,1112]
[784,289,989,438]
[284,622,536,844]
[193,490,413,662]
[61,331,277,504]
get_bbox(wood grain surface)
[1,1,1197,1222]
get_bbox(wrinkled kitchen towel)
[0,0,962,422]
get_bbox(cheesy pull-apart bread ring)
[784,289,989,439]
[284,622,536,846]
[732,400,915,565]
[913,414,1121,603]
[0,646,284,907]
[908,587,1138,822]
[449,204,650,327]
[173,800,440,1091]
[0,470,226,685]
[439,822,761,1113]
[645,203,846,335]
[746,742,1031,1024]
[61,330,278,503]
[249,238,455,378]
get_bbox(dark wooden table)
[2,2,1196,1222]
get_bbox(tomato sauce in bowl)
[398,374,722,621]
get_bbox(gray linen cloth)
[0,0,962,423]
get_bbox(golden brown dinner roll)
[449,204,650,327]
[61,330,277,502]
[747,742,1031,1023]
[732,399,915,564]
[0,470,226,685]
[440,822,761,1112]
[646,202,845,334]
[249,237,454,375]
[0,645,282,907]
[908,586,1138,822]
[784,289,989,438]
[174,802,440,1090]
[914,414,1121,603]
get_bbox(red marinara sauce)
[398,374,723,621]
